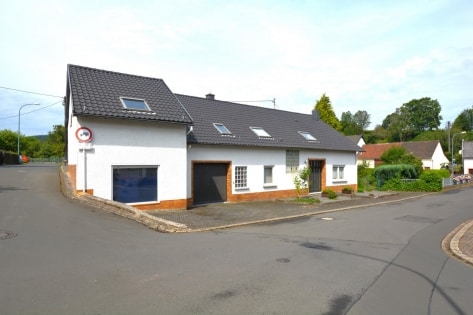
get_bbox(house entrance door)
[309,160,323,193]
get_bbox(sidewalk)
[59,166,473,266]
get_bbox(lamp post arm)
[17,103,40,157]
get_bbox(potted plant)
[341,186,353,194]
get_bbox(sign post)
[76,127,93,193]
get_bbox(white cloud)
[1,0,472,135]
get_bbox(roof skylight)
[213,123,232,135]
[120,97,150,111]
[250,127,272,138]
[299,131,317,141]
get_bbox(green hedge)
[373,164,417,188]
[381,170,444,192]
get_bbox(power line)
[0,86,64,98]
[0,100,63,120]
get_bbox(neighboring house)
[65,65,362,210]
[346,135,366,148]
[402,141,449,170]
[358,140,449,170]
[463,141,473,174]
[357,143,398,168]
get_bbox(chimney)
[312,110,320,121]
[206,93,215,100]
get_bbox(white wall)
[68,116,188,202]
[187,145,357,197]
[357,159,375,168]
[311,150,357,187]
[430,143,449,169]
[464,158,473,174]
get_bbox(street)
[1,164,472,315]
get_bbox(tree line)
[314,93,473,159]
[0,124,65,159]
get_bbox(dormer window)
[299,131,317,141]
[213,123,232,135]
[250,126,271,138]
[120,97,150,111]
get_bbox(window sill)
[263,184,277,189]
[235,187,250,191]
[332,180,347,184]
[127,201,159,205]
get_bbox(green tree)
[352,110,371,130]
[380,146,423,175]
[340,111,362,135]
[40,125,65,157]
[401,97,442,132]
[382,108,409,141]
[314,93,341,130]
[23,136,42,158]
[0,129,18,152]
[453,107,473,131]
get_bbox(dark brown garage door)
[193,163,228,205]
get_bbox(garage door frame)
[192,161,231,205]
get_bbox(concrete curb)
[447,219,473,267]
[185,192,434,233]
[58,165,190,233]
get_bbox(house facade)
[358,140,449,170]
[65,65,361,210]
[463,141,473,174]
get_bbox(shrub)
[358,162,376,192]
[373,164,417,188]
[380,170,443,192]
[342,186,353,192]
[294,166,311,197]
[322,189,337,199]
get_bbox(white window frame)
[112,165,159,204]
[298,131,317,141]
[213,123,232,135]
[250,126,272,138]
[286,150,299,173]
[264,165,273,185]
[120,97,151,111]
[332,165,345,180]
[234,166,248,189]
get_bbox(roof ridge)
[175,93,314,117]
[67,64,165,82]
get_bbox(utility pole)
[447,121,451,155]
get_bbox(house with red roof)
[358,140,449,170]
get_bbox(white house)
[65,65,362,210]
[462,141,473,174]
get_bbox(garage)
[193,163,228,204]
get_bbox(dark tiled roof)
[463,141,473,158]
[176,94,361,152]
[402,140,440,159]
[67,64,192,124]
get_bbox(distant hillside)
[32,135,48,141]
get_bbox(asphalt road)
[1,164,472,315]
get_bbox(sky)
[1,0,472,136]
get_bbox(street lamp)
[451,131,466,177]
[17,103,40,158]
